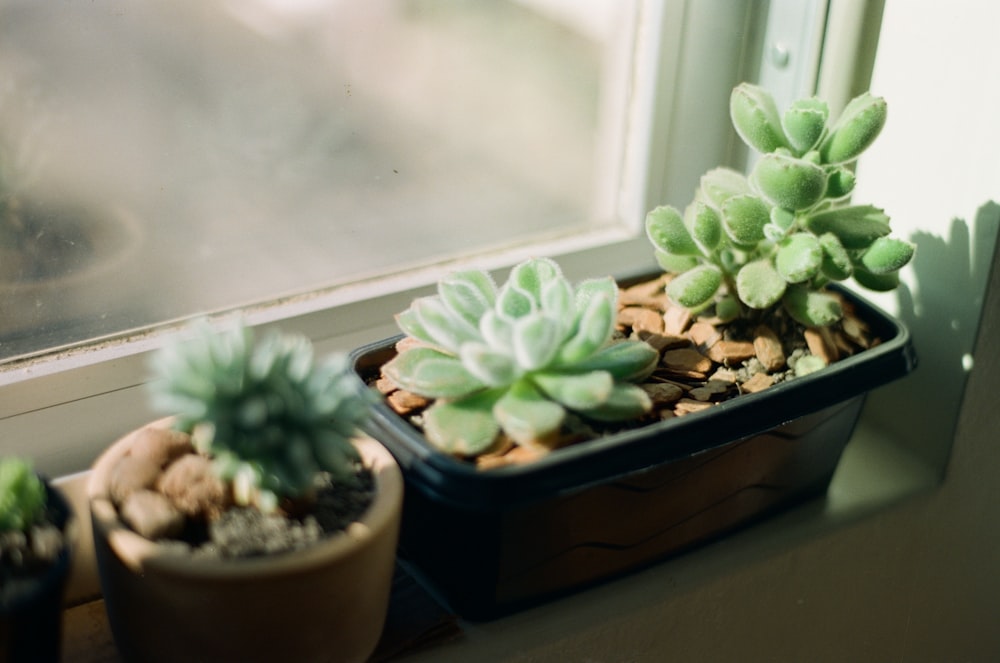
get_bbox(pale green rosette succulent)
[383,257,660,456]
[647,83,915,328]
[149,321,376,513]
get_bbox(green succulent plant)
[383,257,660,456]
[0,457,46,533]
[646,82,915,327]
[149,321,376,513]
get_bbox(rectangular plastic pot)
[350,286,916,620]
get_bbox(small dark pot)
[0,481,74,663]
[351,285,916,620]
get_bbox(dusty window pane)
[0,0,625,362]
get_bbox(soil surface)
[105,425,376,559]
[373,274,881,469]
[195,469,375,558]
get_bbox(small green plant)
[383,257,660,456]
[0,458,46,533]
[149,321,376,513]
[646,83,915,327]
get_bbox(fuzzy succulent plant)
[0,457,46,533]
[383,257,660,456]
[646,82,915,327]
[148,321,376,513]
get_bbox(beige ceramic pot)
[89,418,403,663]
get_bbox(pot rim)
[350,281,916,505]
[88,417,403,579]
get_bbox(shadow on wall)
[865,200,1000,476]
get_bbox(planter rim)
[352,283,916,508]
[89,417,403,579]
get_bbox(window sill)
[54,407,939,661]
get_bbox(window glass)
[0,0,627,362]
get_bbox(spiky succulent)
[383,257,660,456]
[646,82,915,327]
[149,321,376,513]
[0,457,46,533]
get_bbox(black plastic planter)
[0,480,74,663]
[351,286,916,620]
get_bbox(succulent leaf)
[697,167,751,208]
[775,233,823,284]
[572,341,659,382]
[383,346,485,399]
[654,250,699,274]
[818,232,853,280]
[532,370,614,411]
[439,270,496,328]
[541,277,575,324]
[783,286,843,326]
[730,83,789,153]
[820,92,887,164]
[859,236,916,275]
[422,389,503,456]
[722,194,770,246]
[782,97,829,153]
[803,205,891,248]
[688,201,723,252]
[459,342,520,386]
[666,264,723,308]
[770,207,795,230]
[510,257,561,303]
[750,153,827,211]
[585,384,654,422]
[493,380,566,446]
[853,268,900,291]
[824,167,856,200]
[646,205,700,255]
[409,296,479,353]
[479,310,515,354]
[557,290,614,364]
[394,308,430,346]
[497,281,535,319]
[736,260,786,309]
[574,276,618,316]
[512,314,563,370]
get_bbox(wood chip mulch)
[373,274,879,469]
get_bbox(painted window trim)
[1,0,870,480]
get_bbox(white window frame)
[1,0,845,477]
